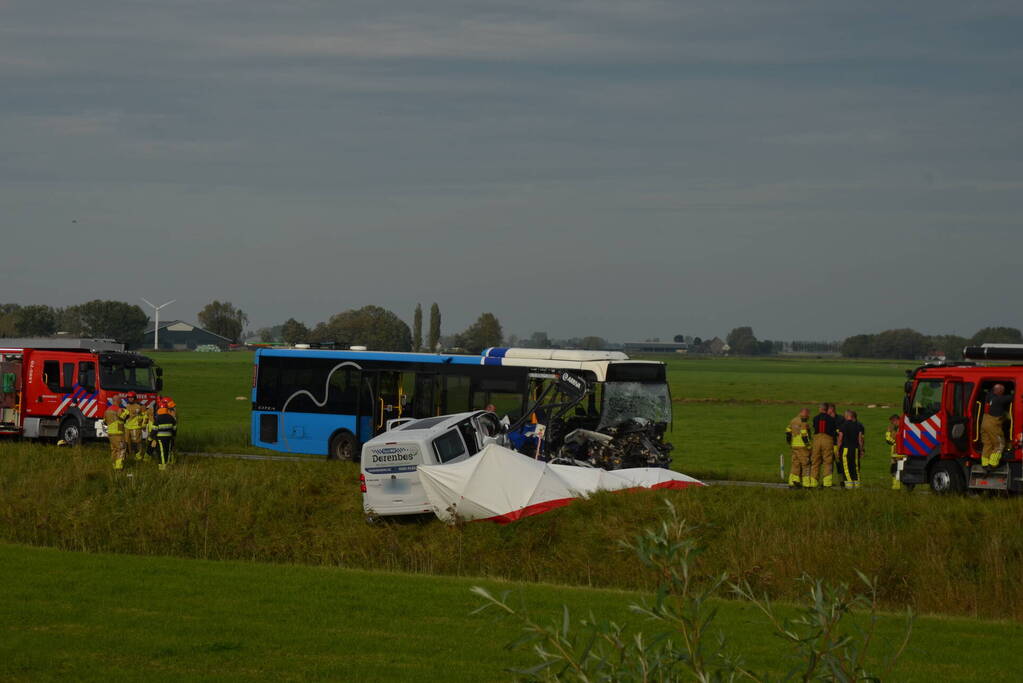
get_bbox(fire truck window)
[910,379,943,422]
[79,362,97,393]
[952,382,974,418]
[42,360,60,393]
[61,363,75,393]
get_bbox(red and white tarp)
[417,444,704,524]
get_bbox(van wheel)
[59,418,82,447]
[328,432,357,462]
[929,461,965,494]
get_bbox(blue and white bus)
[251,347,672,460]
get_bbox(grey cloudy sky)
[3,0,1021,342]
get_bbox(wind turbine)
[141,298,176,350]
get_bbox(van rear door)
[363,441,426,512]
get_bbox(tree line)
[715,325,1023,360]
[258,304,505,354]
[840,326,1022,360]
[0,300,250,347]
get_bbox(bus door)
[375,371,402,435]
[944,377,973,458]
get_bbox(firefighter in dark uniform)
[828,403,845,485]
[981,384,1013,469]
[810,403,837,488]
[152,398,177,471]
[837,409,865,489]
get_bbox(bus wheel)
[928,461,965,495]
[328,432,357,462]
[58,418,82,447]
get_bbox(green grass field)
[4,442,1023,620]
[2,542,1021,682]
[0,353,1014,680]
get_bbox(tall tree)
[412,303,423,352]
[75,300,148,347]
[428,302,441,352]
[455,313,503,354]
[56,306,85,336]
[970,327,1023,345]
[0,304,21,336]
[726,326,760,356]
[197,301,249,343]
[281,318,310,345]
[14,305,57,336]
[312,305,412,351]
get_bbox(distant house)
[623,341,688,354]
[142,320,232,351]
[706,337,729,355]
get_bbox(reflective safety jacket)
[885,424,899,456]
[152,412,177,438]
[103,407,125,436]
[121,402,147,430]
[787,416,811,448]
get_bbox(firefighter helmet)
[127,391,137,400]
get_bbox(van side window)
[910,379,943,422]
[433,430,466,463]
[42,360,60,392]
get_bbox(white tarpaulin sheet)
[418,444,704,524]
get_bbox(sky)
[2,0,1021,343]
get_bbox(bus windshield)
[599,381,671,429]
[100,362,156,392]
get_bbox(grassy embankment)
[5,542,1021,682]
[3,442,1022,620]
[149,350,914,484]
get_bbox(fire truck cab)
[0,338,162,447]
[900,344,1023,494]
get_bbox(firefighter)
[103,395,127,470]
[810,402,837,488]
[120,391,148,461]
[151,398,177,471]
[828,403,844,485]
[885,414,902,490]
[785,408,812,488]
[981,383,1014,469]
[164,397,177,450]
[836,409,865,489]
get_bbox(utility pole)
[141,298,176,350]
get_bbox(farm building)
[142,320,232,351]
[623,341,688,354]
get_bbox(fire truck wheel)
[327,431,357,462]
[59,418,82,447]
[928,461,965,495]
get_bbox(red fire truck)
[899,344,1022,493]
[0,338,163,446]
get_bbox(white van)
[360,410,505,517]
